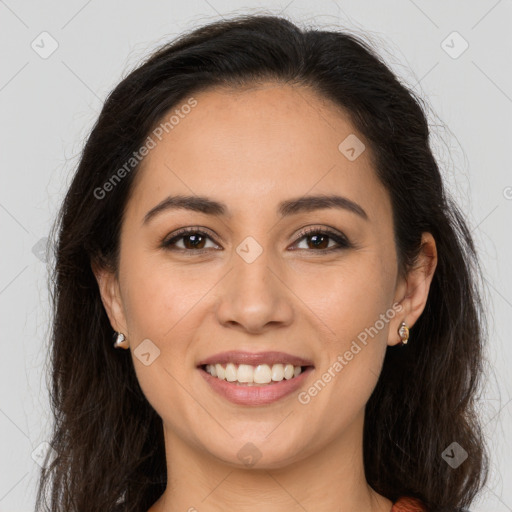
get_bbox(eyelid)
[291,225,352,251]
[162,226,221,248]
[294,225,347,241]
[162,225,352,253]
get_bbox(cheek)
[296,254,394,344]
[118,250,216,385]
[119,245,206,339]
[296,255,394,404]
[119,252,206,426]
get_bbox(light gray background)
[1,1,511,510]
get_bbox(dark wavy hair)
[36,13,489,512]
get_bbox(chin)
[203,435,308,471]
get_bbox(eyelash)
[161,226,352,255]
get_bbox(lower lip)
[198,366,314,406]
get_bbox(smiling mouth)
[199,363,313,386]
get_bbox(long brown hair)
[36,14,489,512]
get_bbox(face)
[96,83,427,469]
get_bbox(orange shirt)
[391,496,428,511]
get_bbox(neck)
[149,411,392,512]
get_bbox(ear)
[91,259,128,335]
[388,232,438,346]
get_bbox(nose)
[215,248,294,334]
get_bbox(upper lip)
[197,351,314,368]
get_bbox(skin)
[93,83,437,512]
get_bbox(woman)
[35,14,489,512]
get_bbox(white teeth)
[253,364,272,384]
[204,363,306,384]
[284,364,294,380]
[215,364,225,380]
[225,363,237,382]
[271,363,284,381]
[237,364,253,383]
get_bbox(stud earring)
[398,322,409,345]
[113,332,129,349]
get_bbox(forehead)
[126,82,391,226]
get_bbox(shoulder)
[391,496,473,512]
[391,496,428,512]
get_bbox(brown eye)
[162,226,351,254]
[162,228,220,253]
[292,228,351,252]
[179,233,207,250]
[303,233,330,250]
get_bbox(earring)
[398,322,409,345]
[113,332,129,349]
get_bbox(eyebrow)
[142,193,368,225]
